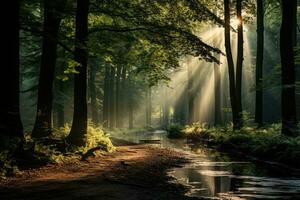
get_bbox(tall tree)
[55,57,66,128]
[214,51,222,125]
[109,66,116,129]
[236,0,244,126]
[224,0,240,129]
[187,62,195,124]
[32,0,65,138]
[67,0,90,146]
[115,65,122,127]
[128,76,134,129]
[145,86,152,127]
[89,64,98,124]
[162,87,169,129]
[255,0,264,126]
[103,65,110,128]
[280,0,298,136]
[119,66,127,127]
[0,0,23,141]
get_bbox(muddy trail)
[0,139,195,200]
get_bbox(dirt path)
[0,141,197,200]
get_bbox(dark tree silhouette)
[67,0,90,146]
[224,0,240,129]
[236,0,244,126]
[280,0,298,136]
[32,0,65,138]
[109,66,116,129]
[255,0,264,126]
[89,64,98,124]
[103,65,110,128]
[0,0,23,141]
[214,52,222,125]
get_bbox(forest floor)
[0,138,196,200]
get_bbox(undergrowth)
[167,123,300,168]
[0,122,114,178]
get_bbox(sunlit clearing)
[148,26,255,126]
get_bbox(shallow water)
[112,130,300,200]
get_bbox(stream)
[112,130,300,200]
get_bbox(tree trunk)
[54,50,66,128]
[224,0,240,129]
[119,66,127,127]
[56,99,64,128]
[67,0,89,146]
[145,86,152,127]
[255,0,264,126]
[89,64,98,124]
[280,0,298,136]
[187,63,195,124]
[214,52,222,125]
[162,87,169,129]
[32,0,64,138]
[0,0,23,141]
[129,102,134,129]
[295,0,300,121]
[103,65,110,128]
[128,77,134,129]
[109,66,116,129]
[56,68,65,128]
[236,0,244,127]
[115,66,121,127]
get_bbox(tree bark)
[32,0,64,138]
[115,66,121,127]
[109,66,116,129]
[236,0,244,127]
[214,51,222,125]
[103,65,110,128]
[89,64,98,124]
[0,0,23,140]
[145,86,152,127]
[224,0,240,129]
[67,0,89,146]
[54,50,66,128]
[56,64,65,128]
[56,99,64,128]
[187,63,195,124]
[119,66,127,127]
[255,0,264,126]
[280,0,298,136]
[128,77,134,129]
[162,87,169,129]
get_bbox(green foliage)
[167,124,185,138]
[56,60,80,81]
[178,123,300,167]
[0,124,115,177]
[0,136,22,178]
[182,123,214,141]
[53,123,115,154]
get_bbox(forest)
[1,0,300,199]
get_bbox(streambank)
[0,140,196,200]
[167,125,300,171]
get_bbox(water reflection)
[111,130,300,199]
[167,143,300,199]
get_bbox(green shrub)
[175,123,300,167]
[167,124,184,139]
[53,122,115,154]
